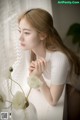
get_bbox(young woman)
[14,8,80,120]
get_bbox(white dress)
[12,50,71,120]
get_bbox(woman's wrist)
[29,73,47,87]
[39,75,47,85]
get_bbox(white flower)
[0,90,6,109]
[28,75,43,88]
[12,91,27,110]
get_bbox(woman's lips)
[20,43,25,46]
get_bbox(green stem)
[9,75,25,95]
[26,88,32,100]
[9,75,14,97]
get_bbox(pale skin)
[19,17,64,106]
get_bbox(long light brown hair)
[18,8,80,79]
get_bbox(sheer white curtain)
[0,0,52,110]
[19,0,52,15]
[0,0,52,77]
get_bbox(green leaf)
[67,23,80,36]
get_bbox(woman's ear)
[39,32,47,41]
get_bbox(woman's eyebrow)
[18,27,31,31]
[23,28,31,31]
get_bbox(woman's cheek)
[24,36,36,49]
[24,32,40,49]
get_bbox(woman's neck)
[32,43,46,59]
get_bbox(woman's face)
[18,18,41,50]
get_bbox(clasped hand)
[29,58,47,78]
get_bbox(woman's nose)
[19,32,24,42]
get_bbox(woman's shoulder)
[50,51,69,61]
[48,50,71,70]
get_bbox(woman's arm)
[29,55,69,106]
[39,75,64,106]
[29,61,64,106]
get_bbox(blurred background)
[51,0,80,54]
[0,0,80,62]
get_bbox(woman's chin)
[20,46,30,50]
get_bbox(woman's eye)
[24,32,30,35]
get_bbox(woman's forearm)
[39,76,55,106]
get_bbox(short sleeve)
[51,52,71,85]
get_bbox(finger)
[29,65,35,71]
[30,64,35,68]
[35,61,38,70]
[29,67,35,75]
[38,59,44,72]
[30,61,35,67]
[41,58,47,66]
[29,67,35,71]
[31,61,35,65]
[37,59,45,73]
[37,61,41,72]
[38,58,46,70]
